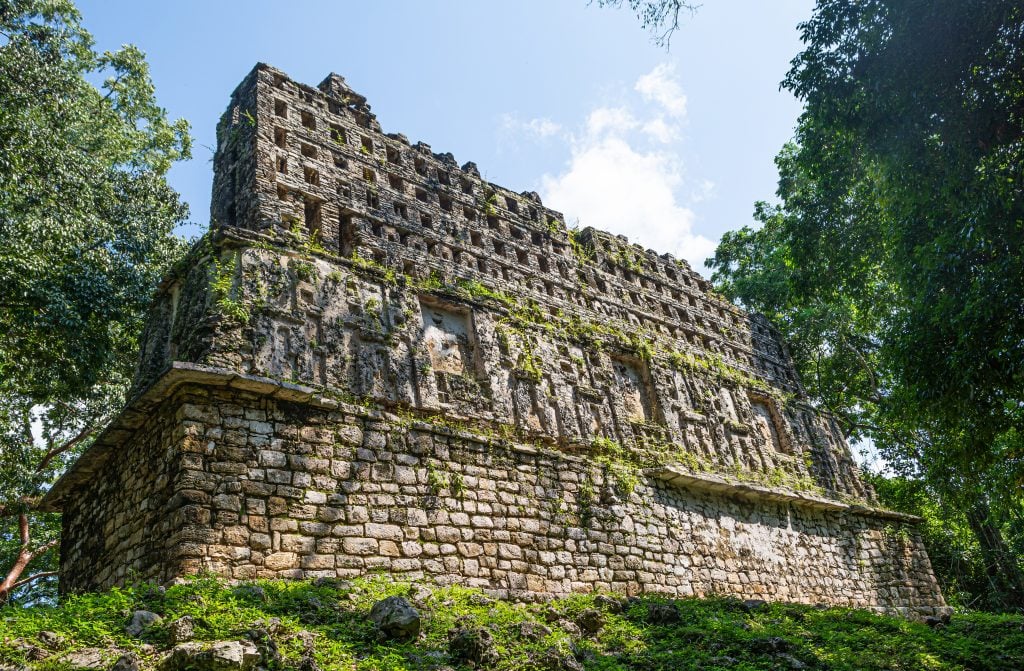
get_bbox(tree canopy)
[0,0,191,603]
[709,0,1024,609]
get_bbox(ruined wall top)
[124,63,870,502]
[209,64,799,389]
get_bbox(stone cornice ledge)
[650,465,921,523]
[42,362,588,511]
[40,362,360,511]
[42,362,920,526]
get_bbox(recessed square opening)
[304,199,322,239]
[386,145,401,164]
[339,213,356,256]
[337,180,352,200]
[330,124,346,144]
[300,110,315,130]
[300,143,317,159]
[274,127,287,148]
[274,99,287,118]
[749,395,791,454]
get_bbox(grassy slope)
[1,577,1021,670]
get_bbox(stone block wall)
[58,380,945,617]
[59,400,182,591]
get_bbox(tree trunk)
[966,499,1024,610]
[0,512,58,604]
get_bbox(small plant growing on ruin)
[290,259,316,283]
[350,250,396,284]
[449,471,466,498]
[426,464,449,496]
[211,254,250,325]
[567,228,595,265]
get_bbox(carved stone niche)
[611,355,657,423]
[418,298,485,406]
[748,393,791,454]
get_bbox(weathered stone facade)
[43,64,948,617]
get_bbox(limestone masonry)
[42,64,948,617]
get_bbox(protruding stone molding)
[44,360,914,531]
[651,465,921,523]
[42,361,592,511]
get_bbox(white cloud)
[584,107,637,137]
[499,113,562,139]
[537,63,715,271]
[635,63,688,118]
[641,117,678,143]
[690,179,716,204]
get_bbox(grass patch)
[1,576,1021,670]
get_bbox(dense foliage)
[2,576,1022,670]
[708,0,1024,609]
[0,0,191,603]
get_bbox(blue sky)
[77,0,814,274]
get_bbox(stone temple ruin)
[42,64,948,617]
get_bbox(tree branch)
[11,571,58,591]
[36,424,96,473]
[0,497,41,519]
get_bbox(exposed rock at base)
[742,599,769,613]
[539,647,584,671]
[369,596,421,641]
[110,652,141,671]
[647,602,681,625]
[167,616,195,644]
[37,631,63,650]
[593,595,626,614]
[57,648,108,670]
[518,620,552,641]
[161,641,261,671]
[576,608,604,635]
[448,626,499,666]
[126,610,163,637]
